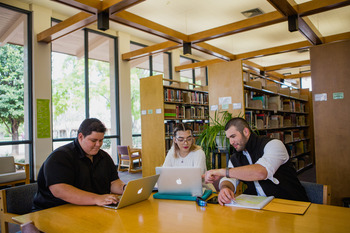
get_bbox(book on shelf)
[282,99,296,112]
[225,194,274,210]
[266,131,284,141]
[164,104,176,118]
[269,115,283,128]
[268,96,282,111]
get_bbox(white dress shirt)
[219,139,289,196]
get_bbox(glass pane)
[195,67,206,86]
[88,32,113,135]
[301,77,312,91]
[130,43,150,148]
[52,26,85,139]
[179,56,193,84]
[0,6,30,163]
[153,52,170,78]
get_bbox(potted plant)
[196,110,236,169]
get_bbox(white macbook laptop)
[155,167,203,196]
[104,174,159,210]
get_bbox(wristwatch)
[226,167,230,178]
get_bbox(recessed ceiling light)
[241,8,264,18]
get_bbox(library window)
[51,22,120,163]
[0,5,33,167]
[179,56,208,87]
[130,42,171,147]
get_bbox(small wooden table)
[13,195,350,233]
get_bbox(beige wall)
[311,39,350,206]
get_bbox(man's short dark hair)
[78,118,106,137]
[225,117,251,134]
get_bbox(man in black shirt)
[33,118,125,210]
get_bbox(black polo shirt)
[33,138,119,210]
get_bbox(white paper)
[156,108,162,114]
[315,93,327,101]
[233,103,242,109]
[141,110,147,115]
[219,97,232,105]
[210,105,218,111]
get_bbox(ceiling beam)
[174,59,224,72]
[0,14,25,46]
[264,60,310,71]
[267,0,322,45]
[37,12,96,43]
[297,0,350,17]
[192,42,235,61]
[284,72,311,79]
[110,11,188,43]
[122,41,181,61]
[236,41,311,60]
[324,31,350,43]
[109,0,145,15]
[266,71,285,80]
[52,0,97,14]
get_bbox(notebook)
[155,167,203,197]
[225,194,274,209]
[103,174,159,210]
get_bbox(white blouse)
[162,146,207,175]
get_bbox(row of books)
[265,129,306,144]
[164,88,209,105]
[286,141,309,158]
[164,104,208,119]
[245,91,307,113]
[245,111,307,129]
[291,155,312,171]
[164,121,207,136]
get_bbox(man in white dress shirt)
[205,117,308,205]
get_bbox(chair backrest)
[300,181,330,205]
[4,183,38,214]
[117,146,130,156]
[0,156,16,174]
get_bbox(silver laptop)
[104,174,159,210]
[156,167,203,196]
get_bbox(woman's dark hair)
[225,117,251,134]
[78,118,106,137]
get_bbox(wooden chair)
[0,156,30,187]
[301,181,331,205]
[0,183,38,233]
[117,146,142,173]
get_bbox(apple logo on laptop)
[176,178,182,185]
[137,188,143,194]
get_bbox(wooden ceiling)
[2,0,350,82]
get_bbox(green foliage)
[52,55,85,120]
[197,111,234,169]
[0,44,24,140]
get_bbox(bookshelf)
[140,75,209,177]
[208,60,314,173]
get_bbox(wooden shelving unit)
[140,75,209,177]
[207,60,314,172]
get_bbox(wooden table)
[13,195,350,233]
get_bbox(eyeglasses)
[176,136,193,143]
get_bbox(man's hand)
[94,194,120,206]
[204,169,224,183]
[218,186,235,206]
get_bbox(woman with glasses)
[162,123,207,175]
